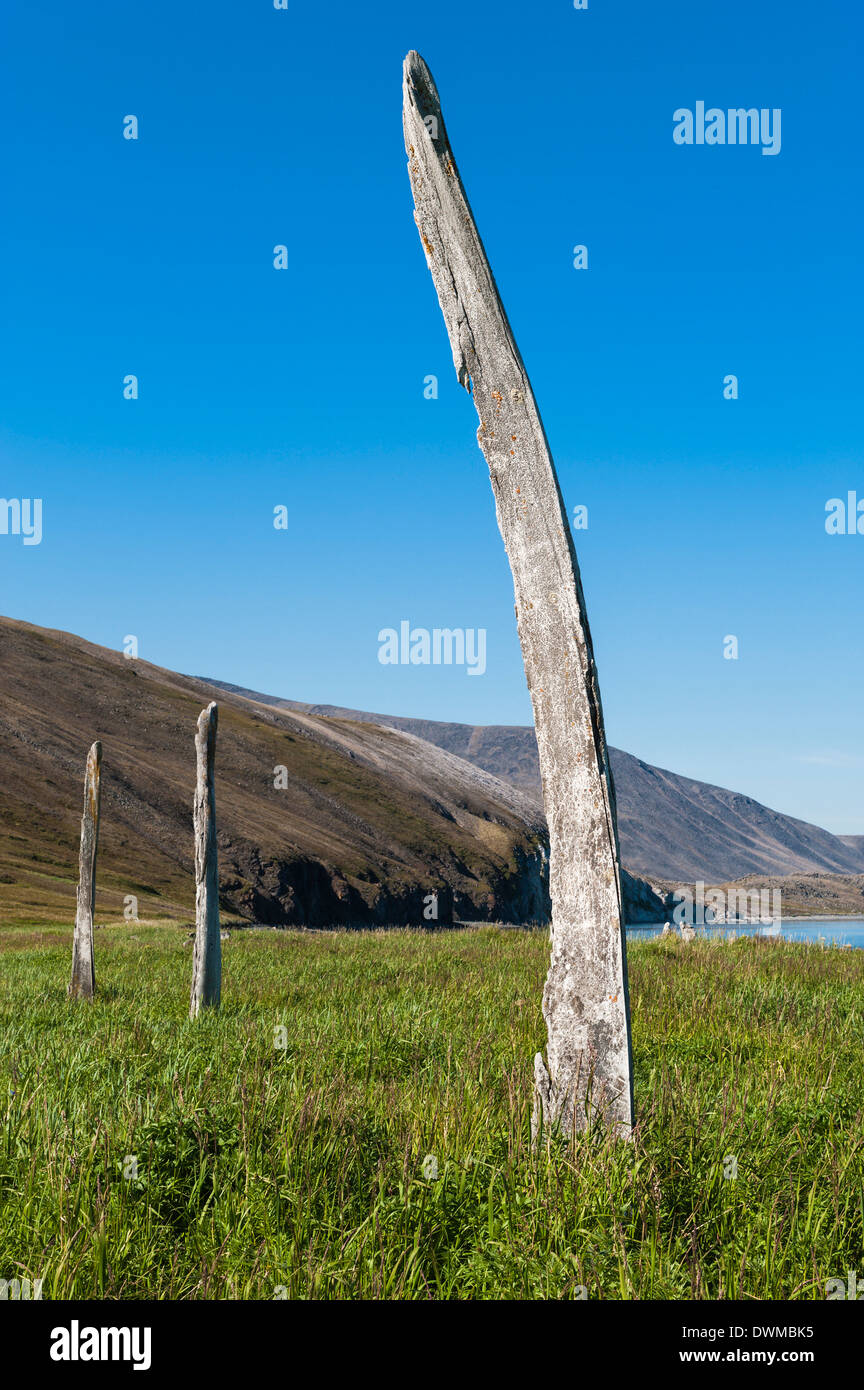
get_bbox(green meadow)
[1,923,862,1299]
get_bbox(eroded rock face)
[215,843,669,931]
[620,869,669,924]
[218,839,550,927]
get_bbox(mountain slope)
[206,683,864,883]
[0,617,550,925]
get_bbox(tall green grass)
[1,924,862,1299]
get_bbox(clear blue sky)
[1,0,861,832]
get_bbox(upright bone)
[190,702,221,1017]
[69,740,102,1001]
[402,51,634,1137]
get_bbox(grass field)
[1,922,863,1300]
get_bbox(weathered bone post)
[68,740,102,1001]
[190,701,221,1017]
[402,51,634,1138]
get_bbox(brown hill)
[206,685,864,884]
[0,616,552,926]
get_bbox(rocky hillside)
[0,617,554,926]
[207,685,864,884]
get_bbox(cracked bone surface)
[402,50,633,1138]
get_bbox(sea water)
[627,918,864,949]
